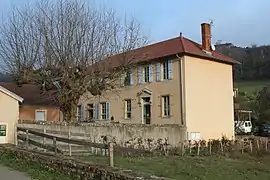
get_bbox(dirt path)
[0,165,31,180]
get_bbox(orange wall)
[19,105,62,122]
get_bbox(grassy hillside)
[235,80,270,94]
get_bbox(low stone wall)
[18,123,187,149]
[0,145,169,180]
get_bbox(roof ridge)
[180,36,186,52]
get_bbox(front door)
[142,97,151,124]
[0,124,7,144]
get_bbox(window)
[156,60,173,81]
[100,103,107,120]
[35,110,46,121]
[163,61,169,79]
[0,125,7,136]
[87,104,94,120]
[121,71,133,86]
[162,95,170,117]
[77,105,84,121]
[144,66,150,82]
[100,102,110,120]
[124,99,132,119]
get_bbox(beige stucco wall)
[183,56,235,140]
[0,90,20,144]
[80,58,183,125]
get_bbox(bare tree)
[0,0,147,121]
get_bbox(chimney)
[201,23,211,52]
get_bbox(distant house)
[0,82,62,122]
[78,23,240,140]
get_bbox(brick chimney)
[201,23,211,52]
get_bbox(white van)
[235,121,252,134]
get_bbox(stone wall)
[0,145,168,180]
[18,123,187,149]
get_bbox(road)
[0,165,31,180]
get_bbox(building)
[0,84,23,144]
[78,23,239,140]
[0,82,62,122]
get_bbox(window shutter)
[81,105,85,121]
[106,102,110,120]
[120,73,125,86]
[138,67,143,84]
[95,103,100,120]
[168,60,173,79]
[130,71,134,85]
[156,63,161,81]
[149,65,153,82]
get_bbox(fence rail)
[17,127,115,166]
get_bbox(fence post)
[108,142,114,167]
[26,129,29,148]
[53,137,57,155]
[68,127,72,156]
[209,140,212,155]
[43,125,46,146]
[266,139,268,151]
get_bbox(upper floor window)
[138,65,153,84]
[121,71,133,86]
[156,60,173,81]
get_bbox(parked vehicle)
[235,120,252,134]
[258,124,270,137]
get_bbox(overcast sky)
[0,0,269,47]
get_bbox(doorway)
[142,97,151,124]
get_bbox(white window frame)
[163,61,169,80]
[100,102,107,120]
[35,110,47,121]
[144,65,150,82]
[124,99,132,119]
[162,95,170,117]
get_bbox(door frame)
[141,97,152,124]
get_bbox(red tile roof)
[98,36,239,69]
[0,82,57,107]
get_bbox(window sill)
[124,118,132,120]
[162,115,172,119]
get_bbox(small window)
[124,99,132,119]
[77,105,83,121]
[162,95,170,117]
[0,125,7,136]
[100,103,107,120]
[124,71,131,86]
[87,104,94,120]
[35,110,46,121]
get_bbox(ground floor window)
[35,110,46,121]
[162,95,170,117]
[124,99,132,119]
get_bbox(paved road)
[0,165,31,180]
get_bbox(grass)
[235,80,270,94]
[79,154,270,180]
[0,152,74,180]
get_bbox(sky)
[0,0,269,47]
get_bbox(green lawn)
[0,152,74,180]
[79,154,270,180]
[235,80,270,94]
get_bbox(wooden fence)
[17,127,151,167]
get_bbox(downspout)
[176,54,185,126]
